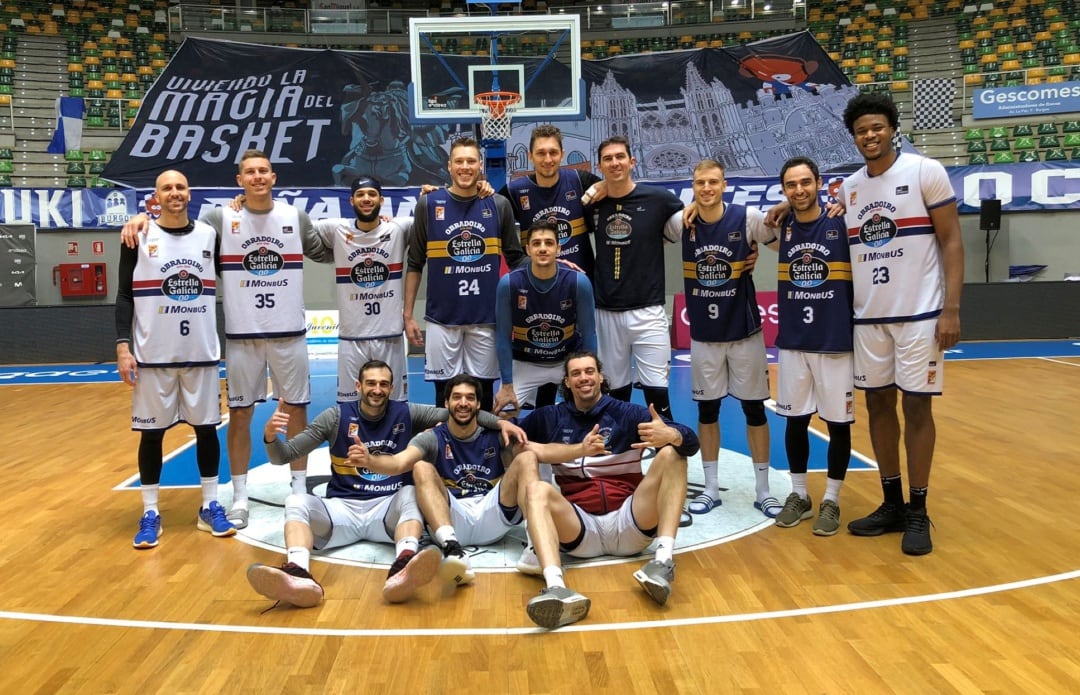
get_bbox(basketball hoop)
[474,90,522,142]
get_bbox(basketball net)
[475,91,521,142]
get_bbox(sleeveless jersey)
[590,184,683,310]
[218,201,306,338]
[422,193,503,325]
[681,204,771,342]
[430,423,506,500]
[840,152,954,323]
[326,400,414,500]
[507,170,596,276]
[132,221,218,367]
[327,218,407,340]
[508,265,583,363]
[775,210,854,352]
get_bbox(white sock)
[824,477,843,503]
[141,484,160,514]
[290,470,306,495]
[790,473,808,499]
[200,476,217,508]
[395,536,420,557]
[542,566,566,589]
[754,463,771,500]
[286,546,310,571]
[654,536,675,564]
[231,474,248,508]
[701,460,719,498]
[434,525,458,548]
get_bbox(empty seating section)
[963,120,1080,163]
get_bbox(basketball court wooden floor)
[1,341,1078,694]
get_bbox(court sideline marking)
[1,569,1076,637]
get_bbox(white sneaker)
[516,544,542,575]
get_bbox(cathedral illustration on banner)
[507,62,865,180]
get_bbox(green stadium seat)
[1064,120,1080,132]
[992,151,1016,163]
[1065,132,1080,146]
[1013,124,1034,136]
[0,148,13,159]
[0,174,12,187]
[1015,136,1036,150]
[66,175,87,187]
[1040,135,1062,147]
[991,138,1012,151]
[990,126,1009,139]
[967,140,987,152]
[66,162,85,174]
[65,149,84,161]
[968,151,990,164]
[1045,147,1069,161]
[1018,150,1041,162]
[964,128,986,140]
[1037,122,1060,134]
[0,160,13,174]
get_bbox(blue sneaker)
[133,511,162,549]
[197,501,236,537]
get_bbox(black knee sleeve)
[194,424,221,478]
[641,386,671,420]
[477,378,496,413]
[741,400,767,427]
[137,430,166,485]
[784,415,812,474]
[697,398,721,424]
[433,379,448,407]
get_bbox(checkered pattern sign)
[913,79,956,130]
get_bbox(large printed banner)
[101,33,863,188]
[3,163,1078,229]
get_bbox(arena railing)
[166,1,806,36]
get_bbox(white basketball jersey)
[317,217,409,340]
[840,152,954,323]
[132,221,219,366]
[218,201,306,338]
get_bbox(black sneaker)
[901,508,934,556]
[847,502,907,536]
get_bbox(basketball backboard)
[408,14,583,124]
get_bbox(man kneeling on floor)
[246,360,522,608]
[516,350,700,628]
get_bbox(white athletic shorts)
[337,336,408,402]
[509,359,564,408]
[447,480,521,546]
[854,320,944,395]
[565,495,653,558]
[424,322,497,381]
[312,486,421,550]
[131,366,222,430]
[690,332,770,402]
[776,350,855,424]
[225,336,310,408]
[596,305,670,390]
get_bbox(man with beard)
[349,374,532,589]
[247,361,525,607]
[311,177,413,402]
[117,169,234,548]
